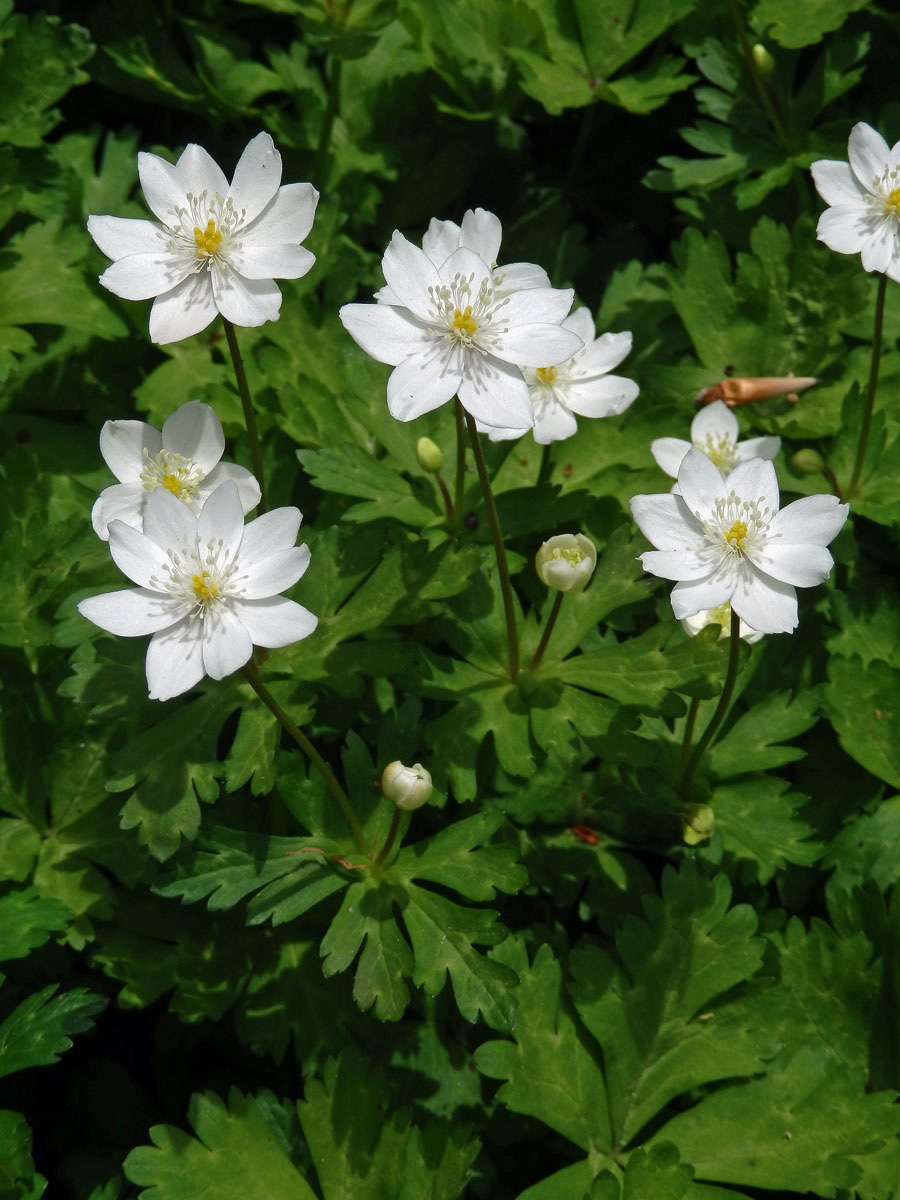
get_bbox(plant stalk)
[453,398,466,529]
[847,271,888,500]
[314,56,343,189]
[527,591,564,673]
[679,696,701,775]
[677,610,742,800]
[222,318,266,514]
[372,807,402,869]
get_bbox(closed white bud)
[535,533,597,593]
[382,761,433,810]
[416,437,444,473]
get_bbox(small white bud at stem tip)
[416,437,444,473]
[382,761,433,810]
[535,533,597,593]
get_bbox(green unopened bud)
[791,448,826,475]
[416,437,444,474]
[382,761,433,811]
[751,43,775,78]
[682,803,715,846]
[535,533,597,594]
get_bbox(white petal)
[651,438,691,479]
[142,485,198,550]
[228,132,281,224]
[339,302,429,366]
[532,402,577,443]
[92,481,146,540]
[100,419,162,482]
[859,223,898,274]
[212,268,282,328]
[690,399,738,445]
[146,618,206,700]
[198,463,261,515]
[242,182,319,248]
[87,215,164,260]
[561,306,595,344]
[641,548,715,581]
[676,447,727,517]
[202,606,253,680]
[576,330,632,375]
[494,324,583,368]
[382,233,440,321]
[564,375,639,418]
[730,565,797,634]
[239,507,303,569]
[810,159,867,207]
[724,457,780,513]
[816,205,868,255]
[232,597,318,647]
[769,493,848,544]
[497,262,550,291]
[437,246,492,290]
[749,541,834,587]
[148,274,219,345]
[422,217,461,266]
[162,401,224,474]
[373,284,401,304]
[98,252,190,301]
[848,122,891,191]
[481,422,529,442]
[241,545,311,599]
[458,356,533,428]
[108,520,167,588]
[501,287,575,329]
[137,150,190,224]
[630,493,705,551]
[230,243,315,281]
[386,349,459,421]
[459,208,501,265]
[670,572,736,618]
[174,144,230,202]
[199,481,244,558]
[735,436,781,462]
[78,587,182,635]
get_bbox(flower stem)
[241,665,366,855]
[436,472,454,522]
[314,56,343,189]
[679,696,700,775]
[453,398,466,530]
[847,271,888,500]
[372,807,402,870]
[222,318,267,515]
[465,411,519,681]
[527,591,563,673]
[677,609,742,800]
[729,0,792,154]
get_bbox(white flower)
[374,208,549,303]
[535,533,597,593]
[339,232,583,428]
[381,761,433,811]
[87,132,318,345]
[681,603,765,644]
[78,482,316,701]
[91,400,260,541]
[479,308,639,443]
[651,400,780,482]
[811,122,900,280]
[630,448,848,634]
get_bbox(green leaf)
[825,655,900,789]
[569,863,772,1150]
[224,705,279,796]
[0,12,93,147]
[0,888,71,963]
[823,795,900,894]
[298,443,438,527]
[700,777,822,883]
[0,1109,44,1200]
[708,689,819,776]
[0,985,106,1079]
[751,0,869,49]
[124,1088,317,1200]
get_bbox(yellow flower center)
[535,366,558,385]
[887,187,900,214]
[700,432,738,473]
[140,449,204,503]
[452,306,477,336]
[191,571,220,605]
[549,546,585,565]
[194,219,223,256]
[725,519,748,550]
[707,603,733,627]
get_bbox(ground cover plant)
[3,0,900,1196]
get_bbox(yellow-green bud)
[791,448,826,475]
[682,803,715,845]
[382,761,433,811]
[416,437,444,474]
[535,533,597,594]
[751,43,775,78]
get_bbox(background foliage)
[2,0,900,1196]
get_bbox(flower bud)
[682,803,715,845]
[681,604,765,645]
[535,533,597,594]
[751,43,775,78]
[791,448,826,476]
[416,437,444,474]
[382,761,432,811]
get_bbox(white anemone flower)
[681,603,765,644]
[630,448,848,634]
[811,122,900,279]
[87,132,318,345]
[651,400,780,482]
[374,208,549,303]
[78,482,316,701]
[91,400,260,541]
[339,233,583,427]
[478,308,639,443]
